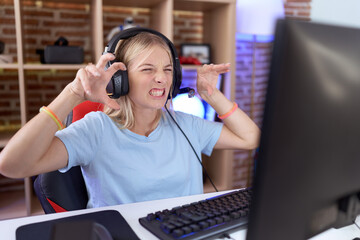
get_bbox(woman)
[0,31,260,208]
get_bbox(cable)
[221,233,236,240]
[354,219,360,230]
[165,105,218,192]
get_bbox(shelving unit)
[0,0,236,215]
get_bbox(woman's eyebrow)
[138,63,154,68]
[137,63,172,68]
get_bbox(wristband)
[39,106,65,130]
[218,102,238,120]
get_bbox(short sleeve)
[55,112,105,172]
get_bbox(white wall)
[311,0,360,29]
[236,0,284,36]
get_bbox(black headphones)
[104,27,183,99]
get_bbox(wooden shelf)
[23,64,86,70]
[103,0,165,8]
[0,64,19,69]
[174,0,234,12]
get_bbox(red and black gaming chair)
[34,101,103,213]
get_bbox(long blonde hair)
[103,32,173,129]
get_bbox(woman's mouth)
[149,88,165,97]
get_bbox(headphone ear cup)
[170,59,182,99]
[105,61,129,99]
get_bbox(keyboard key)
[230,212,240,219]
[181,226,192,235]
[146,213,156,221]
[172,229,184,238]
[169,220,184,228]
[222,215,231,222]
[206,219,217,227]
[160,223,175,234]
[189,224,200,232]
[198,221,209,229]
[214,216,224,224]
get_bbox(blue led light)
[172,94,205,119]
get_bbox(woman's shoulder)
[173,111,200,119]
[162,111,205,128]
[169,110,223,129]
[76,111,114,126]
[80,111,105,120]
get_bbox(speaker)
[104,27,182,99]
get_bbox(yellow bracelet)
[218,102,238,120]
[39,106,65,130]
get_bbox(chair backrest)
[34,166,88,213]
[34,101,103,214]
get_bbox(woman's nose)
[155,70,168,84]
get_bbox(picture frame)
[180,43,211,64]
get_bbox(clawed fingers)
[76,68,91,94]
[85,63,101,77]
[106,62,127,76]
[200,63,231,74]
[74,54,127,106]
[94,53,127,77]
[96,53,116,69]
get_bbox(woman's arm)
[197,63,261,150]
[0,53,125,178]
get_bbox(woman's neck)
[130,109,161,137]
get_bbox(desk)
[1,190,359,240]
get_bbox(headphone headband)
[105,27,182,99]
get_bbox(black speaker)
[104,27,182,99]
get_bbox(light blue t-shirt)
[55,111,223,208]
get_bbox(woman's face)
[127,45,173,111]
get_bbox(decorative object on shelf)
[0,41,4,54]
[179,55,201,65]
[0,41,13,64]
[180,43,211,65]
[0,55,13,64]
[43,37,84,64]
[106,17,138,42]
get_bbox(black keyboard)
[139,188,252,240]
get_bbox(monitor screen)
[246,19,360,240]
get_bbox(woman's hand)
[69,53,126,110]
[196,63,230,99]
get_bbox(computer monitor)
[246,19,360,240]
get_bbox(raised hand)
[196,63,230,98]
[69,53,126,110]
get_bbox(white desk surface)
[0,190,359,240]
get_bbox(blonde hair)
[103,32,173,129]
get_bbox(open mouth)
[149,88,165,97]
